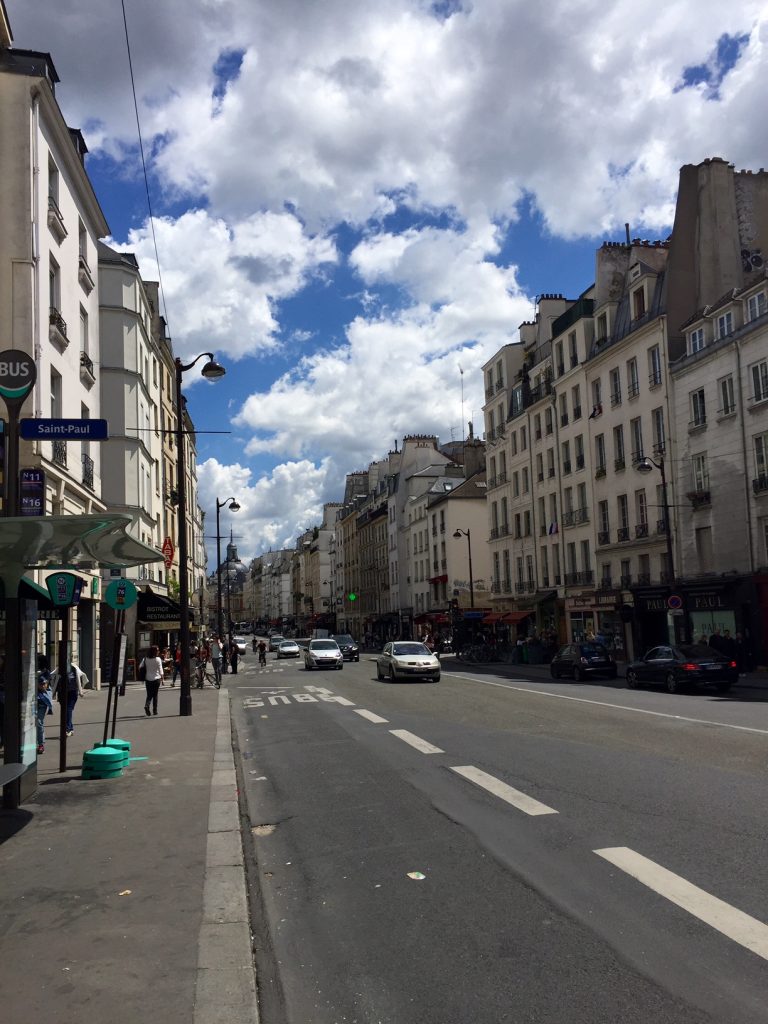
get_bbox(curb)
[194,688,259,1024]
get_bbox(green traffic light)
[348,592,357,601]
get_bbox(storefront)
[565,590,628,661]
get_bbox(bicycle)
[195,659,219,689]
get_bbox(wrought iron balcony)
[78,253,95,293]
[80,350,95,385]
[576,455,585,470]
[656,518,668,534]
[648,370,662,388]
[564,570,593,586]
[620,574,632,588]
[617,527,630,542]
[597,530,610,546]
[82,452,94,490]
[687,489,711,509]
[52,439,67,468]
[614,458,625,471]
[595,465,606,479]
[635,523,649,539]
[627,383,640,399]
[599,577,613,590]
[636,573,651,585]
[753,474,768,495]
[47,195,67,241]
[49,307,68,348]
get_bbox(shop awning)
[501,611,534,624]
[0,576,64,619]
[137,590,191,628]
[482,612,507,624]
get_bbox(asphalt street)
[228,650,768,1024]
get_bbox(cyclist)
[257,639,267,668]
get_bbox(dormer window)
[596,312,608,342]
[632,287,646,320]
[747,291,767,322]
[716,311,733,340]
[689,327,705,354]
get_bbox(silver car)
[377,641,441,682]
[304,639,343,670]
[277,640,301,659]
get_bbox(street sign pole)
[0,350,37,517]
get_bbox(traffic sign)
[0,350,36,405]
[667,594,683,610]
[20,418,109,440]
[162,536,174,569]
[104,578,138,611]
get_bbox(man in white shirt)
[210,636,223,684]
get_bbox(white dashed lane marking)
[389,729,444,754]
[595,847,768,962]
[354,709,389,724]
[450,765,559,816]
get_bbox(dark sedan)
[626,644,737,694]
[331,634,360,662]
[550,642,617,681]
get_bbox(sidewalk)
[0,680,257,1024]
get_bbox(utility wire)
[120,0,170,332]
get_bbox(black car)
[626,644,737,694]
[550,642,617,681]
[331,634,360,662]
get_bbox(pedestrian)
[51,662,87,737]
[210,635,223,684]
[140,645,164,717]
[721,629,737,662]
[36,674,53,754]
[171,643,181,687]
[230,642,239,675]
[708,629,723,653]
[221,638,230,674]
[257,639,267,667]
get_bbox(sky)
[7,0,768,568]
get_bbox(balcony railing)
[648,370,662,388]
[49,307,68,348]
[52,439,67,468]
[497,472,507,486]
[78,253,95,293]
[564,570,593,586]
[687,489,711,509]
[495,379,505,392]
[576,455,585,470]
[562,461,572,474]
[635,523,649,539]
[627,382,640,399]
[573,405,582,419]
[82,452,94,490]
[560,414,569,427]
[620,574,632,588]
[599,577,613,590]
[597,530,610,546]
[656,518,668,534]
[636,573,651,585]
[614,458,625,471]
[753,474,768,495]
[80,350,95,385]
[47,195,67,241]
[595,465,606,479]
[610,392,622,408]
[515,581,536,594]
[617,527,630,542]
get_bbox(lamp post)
[175,352,226,716]
[636,454,674,583]
[453,528,474,608]
[216,497,240,639]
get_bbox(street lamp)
[453,528,474,608]
[636,454,674,583]
[175,352,226,716]
[216,497,240,639]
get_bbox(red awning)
[482,612,506,624]
[501,611,533,624]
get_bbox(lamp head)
[201,357,226,380]
[453,529,462,539]
[229,500,241,512]
[636,457,654,474]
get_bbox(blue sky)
[7,1,767,565]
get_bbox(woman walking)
[141,645,165,717]
[51,662,87,737]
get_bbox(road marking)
[242,692,355,709]
[445,674,768,736]
[389,729,444,754]
[305,685,333,694]
[450,765,558,816]
[354,709,389,724]
[595,847,768,962]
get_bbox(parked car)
[376,641,441,683]
[232,636,247,656]
[549,642,617,681]
[276,640,301,659]
[268,634,285,652]
[626,644,738,694]
[304,639,343,670]
[331,634,360,661]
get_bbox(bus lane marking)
[354,709,389,724]
[595,847,768,962]
[389,729,444,754]
[450,765,558,816]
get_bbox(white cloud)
[197,456,337,562]
[110,208,337,362]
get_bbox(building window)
[747,291,767,322]
[559,393,568,427]
[49,257,61,311]
[635,489,647,526]
[575,434,584,469]
[754,431,768,478]
[751,360,768,404]
[50,367,62,418]
[617,494,629,531]
[716,311,734,339]
[613,425,625,468]
[513,472,520,497]
[632,287,646,320]
[555,341,564,376]
[609,367,621,407]
[592,378,602,407]
[598,500,609,533]
[572,384,581,419]
[596,312,608,342]
[534,413,542,440]
[79,306,89,355]
[522,467,529,493]
[718,375,735,415]
[580,539,591,571]
[520,425,527,450]
[569,331,578,368]
[648,345,662,387]
[547,449,555,477]
[511,431,517,455]
[692,453,709,491]
[627,358,639,397]
[690,388,707,427]
[562,441,571,474]
[545,408,553,435]
[651,407,665,455]
[595,433,606,472]
[689,327,705,354]
[630,417,644,463]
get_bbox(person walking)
[171,643,182,687]
[141,645,164,716]
[210,635,223,685]
[52,662,87,737]
[36,674,53,753]
[230,641,239,675]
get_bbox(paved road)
[229,652,768,1024]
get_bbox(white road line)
[595,847,768,962]
[444,673,768,736]
[354,709,389,724]
[389,729,444,754]
[450,765,559,816]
